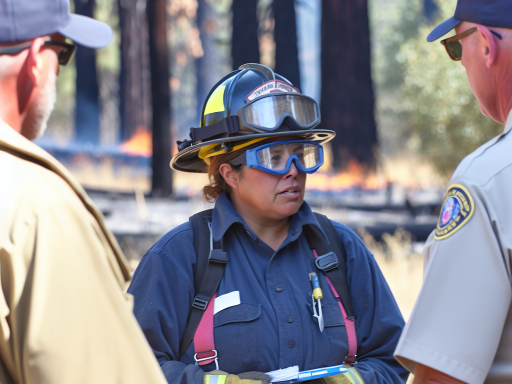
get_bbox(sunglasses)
[0,40,76,66]
[441,27,502,61]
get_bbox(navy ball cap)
[0,0,112,48]
[427,0,512,42]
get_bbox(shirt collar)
[504,109,512,134]
[211,193,329,245]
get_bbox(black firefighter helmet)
[171,63,335,173]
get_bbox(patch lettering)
[434,184,475,240]
[245,80,301,102]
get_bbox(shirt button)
[288,341,296,349]
[287,316,294,323]
[275,285,283,292]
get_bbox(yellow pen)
[309,272,324,332]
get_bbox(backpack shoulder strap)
[308,213,354,317]
[190,209,214,293]
[309,213,358,363]
[178,209,228,360]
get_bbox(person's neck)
[229,195,291,251]
[0,85,23,133]
[494,59,512,124]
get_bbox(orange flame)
[308,159,386,191]
[120,126,152,157]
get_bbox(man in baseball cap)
[0,1,166,383]
[394,1,512,384]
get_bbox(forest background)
[38,0,506,336]
[42,0,503,187]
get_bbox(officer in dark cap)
[394,1,512,383]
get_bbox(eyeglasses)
[441,27,502,61]
[0,40,76,66]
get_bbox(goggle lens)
[243,94,319,130]
[255,142,322,172]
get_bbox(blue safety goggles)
[229,140,324,175]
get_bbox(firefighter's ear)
[219,163,240,190]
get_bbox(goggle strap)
[190,115,240,144]
[228,151,246,166]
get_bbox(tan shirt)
[394,110,512,384]
[0,121,166,384]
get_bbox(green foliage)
[398,1,502,175]
[370,0,502,177]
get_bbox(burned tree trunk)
[273,0,300,88]
[196,0,221,119]
[231,0,259,70]
[147,0,172,197]
[117,0,151,141]
[74,0,100,144]
[320,0,377,169]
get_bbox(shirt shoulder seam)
[460,132,511,181]
[150,228,195,295]
[152,227,194,253]
[331,222,367,248]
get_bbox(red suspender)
[193,293,219,369]
[313,250,357,364]
[192,251,357,369]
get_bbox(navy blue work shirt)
[128,194,408,384]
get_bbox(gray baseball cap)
[427,0,512,42]
[0,0,112,48]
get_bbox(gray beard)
[22,70,57,140]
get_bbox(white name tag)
[214,291,241,314]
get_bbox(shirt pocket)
[214,302,261,373]
[307,302,347,367]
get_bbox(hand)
[308,365,364,384]
[204,370,271,384]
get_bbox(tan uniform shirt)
[394,110,512,384]
[0,121,166,384]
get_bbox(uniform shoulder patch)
[434,184,475,240]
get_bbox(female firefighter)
[128,64,408,384]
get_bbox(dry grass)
[362,229,423,383]
[362,229,423,321]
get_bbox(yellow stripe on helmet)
[204,85,226,115]
[198,137,268,160]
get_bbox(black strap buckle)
[208,249,228,264]
[192,295,210,310]
[315,251,339,272]
[190,116,240,143]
